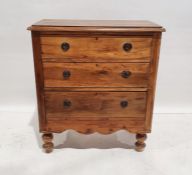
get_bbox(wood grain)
[40,37,152,62]
[43,63,150,88]
[145,33,162,131]
[135,133,147,152]
[31,19,163,27]
[31,31,46,131]
[44,87,147,92]
[28,19,165,152]
[27,19,165,32]
[42,133,54,153]
[46,118,147,134]
[45,91,146,119]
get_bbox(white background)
[0,0,192,113]
[0,1,192,175]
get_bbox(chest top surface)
[28,19,165,32]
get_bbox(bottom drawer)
[45,91,147,119]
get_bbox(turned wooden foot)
[42,133,54,153]
[135,133,147,152]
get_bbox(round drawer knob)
[63,100,71,108]
[61,42,70,51]
[63,70,71,79]
[123,43,132,52]
[120,101,128,108]
[121,71,131,78]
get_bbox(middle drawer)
[43,63,149,88]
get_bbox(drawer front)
[41,37,152,62]
[43,63,149,88]
[45,91,146,119]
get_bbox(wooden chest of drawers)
[28,19,165,153]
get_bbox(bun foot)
[135,133,147,152]
[42,133,54,153]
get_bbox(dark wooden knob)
[61,42,70,51]
[63,100,71,108]
[120,101,128,108]
[121,71,131,78]
[63,70,71,79]
[123,43,132,52]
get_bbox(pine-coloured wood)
[45,91,147,119]
[27,19,165,32]
[44,87,147,92]
[135,133,147,152]
[29,19,163,28]
[28,19,165,153]
[144,33,162,132]
[40,36,152,62]
[43,63,150,88]
[46,119,147,134]
[31,31,46,132]
[42,133,54,153]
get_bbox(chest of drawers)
[28,19,165,153]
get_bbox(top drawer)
[40,36,152,62]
